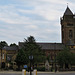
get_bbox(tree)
[15,36,46,69]
[56,47,74,68]
[10,43,18,47]
[15,49,28,69]
[71,53,75,65]
[0,41,8,49]
[23,36,46,65]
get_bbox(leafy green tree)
[0,41,8,49]
[15,36,46,69]
[15,49,28,69]
[10,43,18,47]
[23,36,46,65]
[56,47,74,68]
[71,53,75,65]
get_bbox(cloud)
[0,5,31,24]
[0,0,75,44]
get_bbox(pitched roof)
[37,43,64,50]
[19,42,65,50]
[64,6,73,15]
[3,46,18,50]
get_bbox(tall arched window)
[69,30,73,38]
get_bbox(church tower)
[60,6,75,45]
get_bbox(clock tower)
[60,6,75,45]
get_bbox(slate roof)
[3,46,18,50]
[64,6,73,15]
[37,43,64,50]
[19,42,65,50]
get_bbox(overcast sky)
[0,0,75,45]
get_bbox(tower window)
[67,23,73,26]
[2,53,4,59]
[69,30,73,38]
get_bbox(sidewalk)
[0,70,75,73]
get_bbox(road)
[0,71,75,75]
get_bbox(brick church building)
[19,6,75,70]
[0,6,75,70]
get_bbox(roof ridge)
[64,6,73,15]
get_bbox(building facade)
[0,46,18,69]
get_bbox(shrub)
[37,67,45,71]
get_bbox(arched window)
[69,30,73,38]
[2,53,4,59]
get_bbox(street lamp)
[29,55,33,75]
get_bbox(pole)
[29,55,33,75]
[30,61,31,75]
[30,60,32,75]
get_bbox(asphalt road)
[0,71,75,75]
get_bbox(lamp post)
[29,55,33,75]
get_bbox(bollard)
[34,69,37,75]
[22,69,26,75]
[24,70,26,75]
